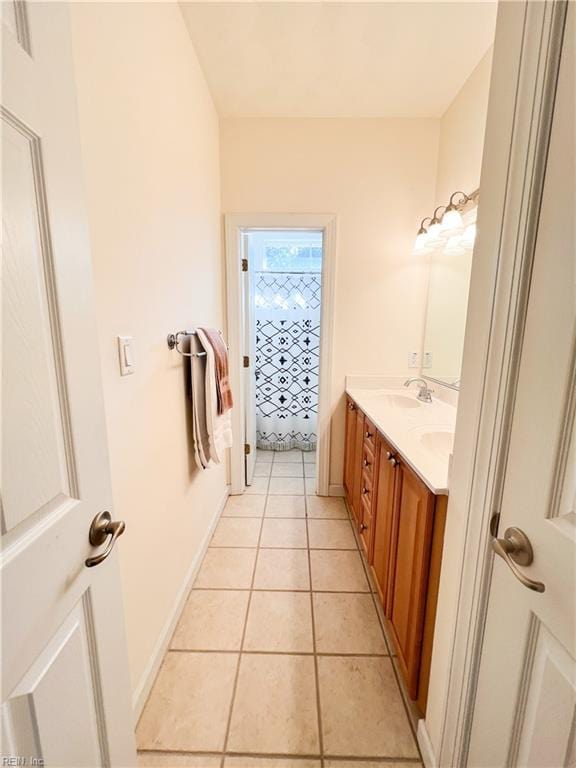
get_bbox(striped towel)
[198,328,233,414]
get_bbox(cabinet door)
[350,407,365,523]
[371,435,399,611]
[388,463,435,699]
[343,397,357,504]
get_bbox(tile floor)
[137,449,422,768]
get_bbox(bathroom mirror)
[421,207,477,388]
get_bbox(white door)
[242,232,257,485]
[1,3,136,766]
[468,5,575,766]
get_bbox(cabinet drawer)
[363,417,376,451]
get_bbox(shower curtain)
[255,272,321,451]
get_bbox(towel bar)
[167,331,206,358]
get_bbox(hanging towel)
[198,327,233,414]
[196,328,233,463]
[189,333,211,470]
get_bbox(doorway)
[243,230,323,487]
[225,213,337,497]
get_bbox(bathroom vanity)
[343,384,455,714]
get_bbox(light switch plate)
[117,336,135,376]
[408,351,419,368]
[423,351,433,368]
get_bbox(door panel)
[371,435,398,611]
[388,463,435,698]
[343,398,356,502]
[2,113,75,533]
[469,5,575,764]
[3,600,104,767]
[512,620,576,768]
[1,4,135,764]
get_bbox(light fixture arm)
[430,205,446,225]
[446,190,470,211]
[417,216,432,235]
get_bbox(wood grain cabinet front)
[342,395,448,714]
[344,399,365,525]
[387,462,435,699]
[343,397,357,505]
[370,433,399,612]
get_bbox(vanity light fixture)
[461,222,477,248]
[412,216,433,255]
[412,188,479,255]
[444,235,466,257]
[440,191,470,235]
[426,206,447,246]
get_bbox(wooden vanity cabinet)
[344,397,365,524]
[370,433,398,610]
[387,462,436,699]
[343,397,357,504]
[342,396,448,713]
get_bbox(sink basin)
[381,394,421,409]
[362,392,421,409]
[412,427,454,457]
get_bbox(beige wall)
[220,118,440,487]
[69,2,227,704]
[435,48,493,205]
[423,48,493,382]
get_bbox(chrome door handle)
[491,526,545,593]
[85,511,126,568]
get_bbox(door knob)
[491,526,545,593]
[85,511,126,568]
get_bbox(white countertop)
[346,384,457,495]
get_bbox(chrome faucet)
[404,377,434,403]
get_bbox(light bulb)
[444,235,466,257]
[426,221,445,245]
[412,231,433,255]
[441,208,464,236]
[461,223,476,248]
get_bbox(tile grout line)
[345,498,423,759]
[219,469,271,768]
[305,451,326,768]
[169,648,390,657]
[140,747,421,764]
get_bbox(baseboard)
[132,485,229,719]
[328,484,345,497]
[417,718,437,768]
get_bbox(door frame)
[419,2,570,766]
[224,212,337,496]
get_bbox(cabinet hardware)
[365,430,373,438]
[362,487,369,495]
[389,456,399,467]
[363,459,371,467]
[359,522,367,531]
[348,402,356,410]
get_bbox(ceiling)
[179,2,497,118]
